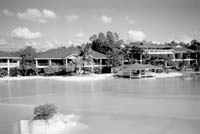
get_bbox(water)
[0,74,200,134]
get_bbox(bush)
[10,67,18,77]
[0,68,8,77]
[33,103,58,120]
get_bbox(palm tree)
[75,43,94,74]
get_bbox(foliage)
[0,68,7,77]
[75,43,95,73]
[90,31,125,67]
[10,67,18,77]
[33,103,58,120]
[12,46,38,76]
[191,63,200,71]
[44,66,58,76]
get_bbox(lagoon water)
[0,74,200,134]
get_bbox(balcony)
[0,63,19,67]
[172,58,195,62]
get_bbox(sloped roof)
[118,63,162,70]
[0,51,21,59]
[139,45,172,49]
[89,50,107,59]
[128,43,172,49]
[36,48,79,59]
[173,45,195,53]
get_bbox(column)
[35,60,38,68]
[173,53,175,61]
[140,54,143,64]
[7,59,10,76]
[65,59,68,69]
[100,59,102,73]
[17,60,20,67]
[49,59,52,66]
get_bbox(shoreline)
[0,74,114,81]
[0,71,197,81]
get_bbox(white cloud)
[168,35,193,44]
[128,30,146,42]
[125,16,135,24]
[179,35,193,44]
[25,40,64,51]
[67,40,83,46]
[17,8,57,23]
[151,41,163,44]
[3,9,15,16]
[65,14,79,22]
[11,27,42,39]
[100,15,112,24]
[0,38,8,45]
[75,32,85,38]
[43,9,57,19]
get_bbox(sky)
[0,0,200,51]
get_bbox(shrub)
[10,67,18,77]
[0,68,8,77]
[33,103,58,120]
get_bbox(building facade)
[127,42,196,67]
[0,51,21,76]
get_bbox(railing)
[37,63,49,66]
[172,58,195,61]
[9,63,19,66]
[0,63,8,66]
[0,63,19,67]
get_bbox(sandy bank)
[21,113,87,134]
[0,74,114,81]
[155,72,183,78]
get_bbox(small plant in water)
[33,103,58,120]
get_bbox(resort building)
[35,48,79,69]
[172,45,196,66]
[35,48,109,74]
[127,42,196,67]
[0,51,21,76]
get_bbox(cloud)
[25,40,63,51]
[0,38,8,45]
[125,16,135,24]
[75,32,85,38]
[128,30,146,42]
[43,9,57,19]
[67,40,83,46]
[3,9,15,16]
[17,9,57,23]
[11,27,42,39]
[65,14,79,22]
[100,15,112,24]
[168,35,193,44]
[179,35,193,44]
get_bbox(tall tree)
[14,46,38,76]
[89,34,97,42]
[98,32,107,42]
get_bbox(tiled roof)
[117,63,162,70]
[89,50,107,59]
[0,51,21,58]
[128,43,172,49]
[173,45,195,53]
[36,48,79,59]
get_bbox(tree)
[89,34,97,42]
[14,46,38,76]
[106,31,115,46]
[98,32,107,42]
[189,39,200,64]
[75,43,94,74]
[90,31,125,67]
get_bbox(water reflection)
[0,74,200,134]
